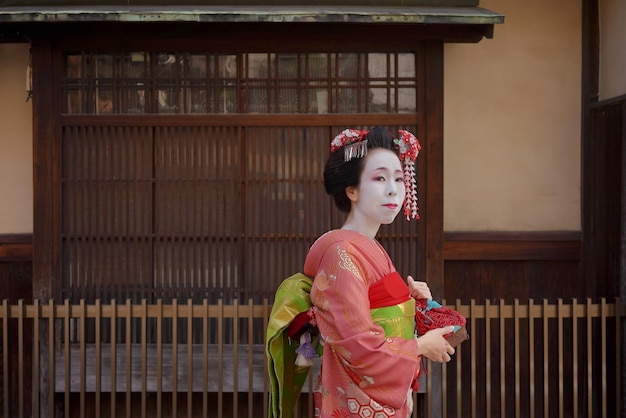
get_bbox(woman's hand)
[407,275,432,300]
[416,326,456,363]
[408,277,453,362]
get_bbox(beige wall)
[599,0,626,100]
[444,0,582,231]
[0,43,32,234]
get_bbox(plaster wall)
[444,0,582,231]
[0,43,32,233]
[599,0,626,100]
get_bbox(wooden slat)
[60,113,417,127]
[499,300,505,418]
[528,299,535,418]
[572,299,579,418]
[156,300,162,418]
[80,299,86,418]
[485,299,491,418]
[63,299,70,418]
[2,300,8,418]
[426,357,432,418]
[217,299,223,417]
[514,299,520,418]
[171,300,178,418]
[140,300,147,418]
[455,300,462,418]
[95,300,101,418]
[48,301,55,418]
[17,300,24,418]
[110,300,117,418]
[125,299,131,418]
[233,298,239,418]
[262,299,270,418]
[202,300,209,417]
[542,300,549,418]
[247,299,254,418]
[615,298,622,417]
[557,299,564,418]
[601,299,607,418]
[586,299,592,418]
[470,299,477,418]
[442,358,448,418]
[33,301,39,418]
[186,299,193,418]
[9,299,624,322]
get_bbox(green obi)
[370,298,416,339]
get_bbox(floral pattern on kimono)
[304,230,420,418]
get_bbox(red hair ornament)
[330,129,369,161]
[394,130,421,220]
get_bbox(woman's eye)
[396,177,404,182]
[374,176,385,181]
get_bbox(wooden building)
[0,0,624,417]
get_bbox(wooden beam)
[0,234,33,261]
[443,231,581,261]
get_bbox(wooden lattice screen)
[59,51,422,304]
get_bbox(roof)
[0,5,504,25]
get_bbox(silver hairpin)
[343,140,368,162]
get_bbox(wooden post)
[32,39,61,418]
[421,41,445,418]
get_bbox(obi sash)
[369,272,416,339]
[266,273,315,418]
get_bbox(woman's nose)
[387,183,398,196]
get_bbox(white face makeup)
[345,148,405,237]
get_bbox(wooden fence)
[1,298,624,418]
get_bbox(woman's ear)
[345,186,358,203]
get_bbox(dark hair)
[323,126,398,213]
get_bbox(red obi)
[368,271,411,308]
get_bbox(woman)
[303,126,455,417]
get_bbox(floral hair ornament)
[394,130,421,220]
[330,129,369,162]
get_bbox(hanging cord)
[26,45,33,102]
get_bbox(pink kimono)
[304,230,420,418]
